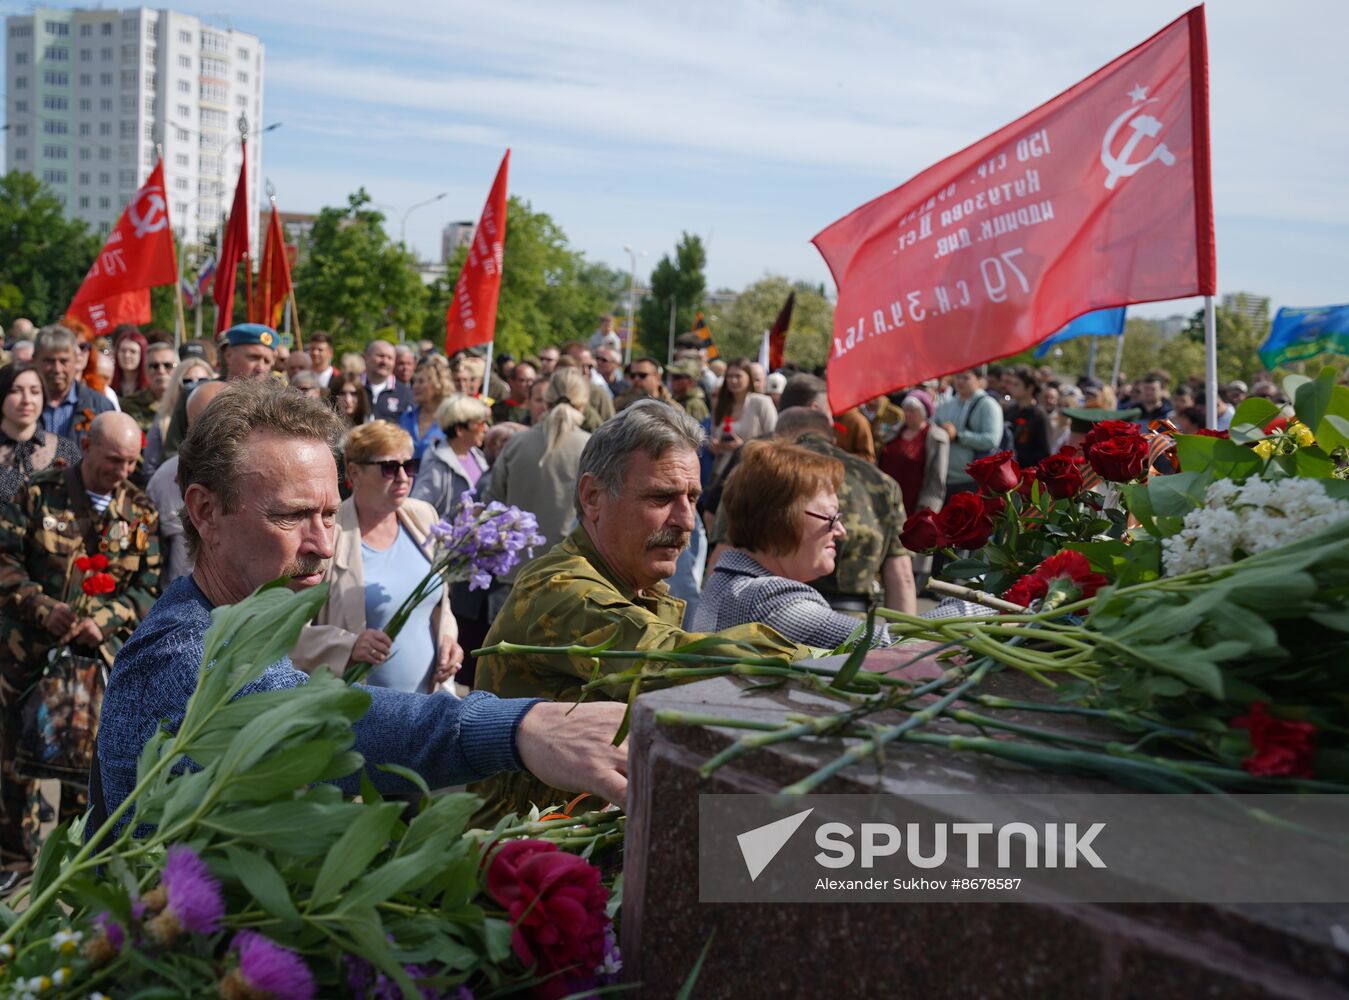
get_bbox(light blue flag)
[1033,307,1127,359]
[1259,305,1349,370]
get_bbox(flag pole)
[481,341,494,398]
[288,289,303,350]
[1109,331,1126,395]
[1203,295,1218,428]
[667,297,676,367]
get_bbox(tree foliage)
[291,189,428,357]
[0,171,102,328]
[716,275,835,371]
[423,196,625,358]
[637,233,707,359]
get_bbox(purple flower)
[160,844,224,936]
[227,931,316,1000]
[469,570,493,591]
[94,912,125,953]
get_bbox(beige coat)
[291,496,456,679]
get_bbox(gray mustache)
[646,529,690,552]
[284,555,330,578]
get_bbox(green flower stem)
[652,710,790,732]
[970,695,1202,740]
[698,698,901,779]
[780,658,997,797]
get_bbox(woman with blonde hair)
[144,356,215,478]
[482,368,590,619]
[399,357,454,458]
[411,393,492,516]
[292,421,461,692]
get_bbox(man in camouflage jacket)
[0,412,160,869]
[474,400,807,820]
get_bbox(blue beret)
[224,323,278,348]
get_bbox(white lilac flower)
[1162,477,1349,575]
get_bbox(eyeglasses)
[357,458,420,479]
[629,371,656,380]
[803,509,843,532]
[181,376,210,391]
[148,361,175,372]
[580,364,594,372]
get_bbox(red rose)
[1082,420,1141,450]
[899,508,945,552]
[1195,428,1229,439]
[1230,703,1315,779]
[1035,550,1108,600]
[486,840,609,997]
[1015,467,1037,500]
[1002,573,1048,607]
[965,451,1022,494]
[936,492,996,550]
[1084,434,1149,482]
[1034,452,1084,499]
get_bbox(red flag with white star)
[814,6,1215,413]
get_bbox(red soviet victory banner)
[814,6,1215,414]
[445,149,510,355]
[65,160,177,337]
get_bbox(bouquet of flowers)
[343,497,546,685]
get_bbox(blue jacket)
[96,575,537,821]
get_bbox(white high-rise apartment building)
[5,7,264,255]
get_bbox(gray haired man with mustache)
[473,399,809,819]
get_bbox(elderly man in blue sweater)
[95,379,627,820]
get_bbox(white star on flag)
[1128,84,1150,104]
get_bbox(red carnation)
[90,554,109,571]
[899,508,945,552]
[81,571,117,596]
[486,840,610,999]
[1195,428,1229,439]
[1036,550,1108,600]
[75,555,94,572]
[1262,415,1289,435]
[1084,433,1149,482]
[1002,573,1048,608]
[1034,452,1084,499]
[966,451,1022,494]
[1230,703,1316,779]
[936,492,996,550]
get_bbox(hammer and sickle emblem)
[1100,100,1177,190]
[128,185,169,238]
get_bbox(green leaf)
[397,793,479,860]
[831,605,875,690]
[1146,470,1209,518]
[1230,396,1280,433]
[1319,411,1349,453]
[676,932,716,1000]
[199,798,365,856]
[30,820,72,901]
[1282,372,1311,402]
[310,801,404,908]
[1293,366,1337,433]
[1291,446,1336,479]
[482,917,514,963]
[223,846,302,926]
[938,558,990,581]
[216,740,340,803]
[374,762,430,802]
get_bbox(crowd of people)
[0,309,1286,880]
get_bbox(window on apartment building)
[78,195,89,209]
[121,70,136,88]
[10,25,33,38]
[121,43,136,60]
[100,72,113,86]
[14,51,28,65]
[13,148,27,161]
[178,30,191,44]
[44,21,69,36]
[237,71,248,84]
[176,104,190,118]
[145,97,156,115]
[79,172,90,184]
[175,127,189,141]
[14,100,28,113]
[147,21,158,40]
[99,171,111,184]
[78,73,91,86]
[120,120,136,139]
[174,153,189,167]
[175,177,189,191]
[177,80,190,93]
[98,123,111,138]
[13,77,26,90]
[120,169,136,185]
[43,144,69,159]
[79,48,91,61]
[99,197,111,209]
[201,108,226,129]
[144,145,155,166]
[56,194,67,207]
[143,122,155,140]
[122,20,137,37]
[42,71,69,86]
[79,147,92,161]
[80,24,92,37]
[78,98,90,111]
[100,47,112,60]
[43,120,69,135]
[145,72,156,89]
[99,146,111,160]
[237,46,249,60]
[121,94,135,113]
[43,95,68,110]
[178,54,191,68]
[42,170,68,184]
[101,23,113,36]
[145,47,157,66]
[12,125,27,137]
[236,95,248,110]
[78,122,90,136]
[43,46,69,61]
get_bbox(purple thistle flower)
[161,844,224,935]
[229,931,316,1000]
[94,912,125,953]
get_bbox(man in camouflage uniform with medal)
[0,411,161,878]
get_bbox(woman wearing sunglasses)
[292,422,463,694]
[691,440,892,648]
[143,357,215,480]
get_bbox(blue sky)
[12,1,1348,319]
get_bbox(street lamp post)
[400,192,448,249]
[622,245,645,366]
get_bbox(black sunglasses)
[147,361,176,372]
[181,376,210,391]
[357,458,420,480]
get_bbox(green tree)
[717,275,835,370]
[424,196,626,358]
[291,188,427,357]
[0,171,102,327]
[637,233,707,359]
